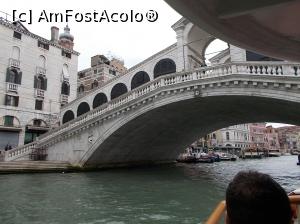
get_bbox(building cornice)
[0,18,80,56]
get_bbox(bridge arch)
[153,58,176,79]
[77,102,90,117]
[62,110,75,124]
[111,83,128,100]
[93,92,108,109]
[131,71,150,90]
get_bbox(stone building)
[249,123,267,150]
[77,55,127,96]
[276,126,300,153]
[0,18,79,149]
[264,126,280,152]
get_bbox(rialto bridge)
[4,19,300,168]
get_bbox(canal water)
[0,156,299,224]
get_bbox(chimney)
[51,26,59,42]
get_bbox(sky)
[1,0,291,128]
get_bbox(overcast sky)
[0,0,291,128]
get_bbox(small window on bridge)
[62,110,75,124]
[77,102,90,117]
[111,83,128,100]
[131,71,150,90]
[93,93,108,109]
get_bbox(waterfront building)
[200,124,252,150]
[249,123,267,150]
[0,18,79,149]
[77,55,127,96]
[264,126,280,152]
[276,126,300,153]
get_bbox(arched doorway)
[131,71,150,90]
[77,102,90,116]
[93,93,108,109]
[62,110,75,124]
[153,59,176,79]
[111,83,128,100]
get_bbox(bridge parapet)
[5,61,300,161]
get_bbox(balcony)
[36,66,46,75]
[60,94,68,104]
[34,89,45,98]
[6,83,18,93]
[9,58,20,68]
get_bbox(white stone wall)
[0,21,78,147]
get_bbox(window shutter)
[17,72,22,84]
[34,75,38,88]
[67,84,70,95]
[4,95,8,105]
[6,68,10,82]
[15,96,19,107]
[44,77,47,90]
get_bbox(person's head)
[226,171,292,224]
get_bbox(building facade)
[249,123,267,150]
[77,55,127,96]
[0,18,79,149]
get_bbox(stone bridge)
[5,62,300,168]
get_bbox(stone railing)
[9,58,20,68]
[5,142,36,161]
[36,66,46,75]
[6,83,18,92]
[5,62,300,161]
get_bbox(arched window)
[62,110,75,124]
[62,64,69,79]
[153,58,176,79]
[91,80,98,89]
[131,71,150,90]
[34,75,47,90]
[212,133,216,139]
[6,68,21,84]
[61,81,70,95]
[77,102,90,116]
[111,83,128,100]
[39,55,46,68]
[226,132,230,141]
[78,84,84,94]
[93,93,108,109]
[11,46,20,60]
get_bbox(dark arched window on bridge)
[78,84,85,94]
[111,83,128,100]
[91,80,98,89]
[62,110,75,124]
[131,71,150,90]
[77,102,90,117]
[153,58,176,79]
[61,81,70,96]
[93,92,108,109]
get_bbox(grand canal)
[0,156,299,224]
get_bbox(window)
[5,95,19,107]
[35,100,43,110]
[38,41,49,50]
[4,116,14,127]
[78,73,85,79]
[33,119,42,126]
[226,132,230,141]
[94,69,97,74]
[62,50,71,59]
[61,81,70,95]
[13,31,21,40]
[109,69,116,76]
[6,68,22,84]
[78,84,84,93]
[34,75,47,90]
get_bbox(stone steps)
[0,161,75,174]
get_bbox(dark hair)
[226,171,292,224]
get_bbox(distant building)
[201,124,252,150]
[276,126,300,153]
[0,18,79,148]
[264,126,280,152]
[77,55,127,96]
[249,123,267,150]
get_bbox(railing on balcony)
[9,58,20,68]
[35,89,45,98]
[6,82,18,92]
[36,66,46,75]
[60,94,68,104]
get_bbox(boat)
[196,153,214,163]
[268,150,282,157]
[176,153,197,163]
[215,152,237,161]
